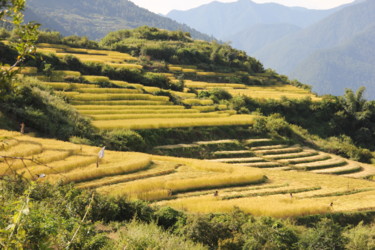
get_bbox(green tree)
[0,0,39,96]
[242,217,299,250]
[339,87,370,121]
[299,218,348,250]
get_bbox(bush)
[344,222,375,250]
[324,136,373,163]
[252,114,292,138]
[154,206,186,230]
[62,35,99,49]
[242,217,299,250]
[109,221,207,250]
[178,215,233,248]
[198,88,232,104]
[299,218,348,250]
[69,136,94,146]
[37,31,62,44]
[104,129,146,152]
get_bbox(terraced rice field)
[3,130,375,217]
[153,137,375,179]
[41,72,258,129]
[31,43,322,130]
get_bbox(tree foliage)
[0,0,39,97]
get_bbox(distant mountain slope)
[24,0,212,41]
[224,23,301,54]
[291,24,375,99]
[254,0,375,75]
[167,0,337,39]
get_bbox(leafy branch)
[0,0,39,96]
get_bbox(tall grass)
[77,163,177,189]
[52,154,152,184]
[0,142,43,159]
[0,138,20,150]
[160,196,330,218]
[69,93,170,102]
[0,149,73,173]
[111,80,144,89]
[79,109,199,115]
[212,150,255,158]
[143,86,161,93]
[182,99,214,106]
[165,173,265,193]
[294,158,347,170]
[51,70,81,81]
[191,106,217,112]
[100,171,264,201]
[232,162,281,168]
[108,63,142,70]
[228,86,320,101]
[312,165,362,175]
[74,105,185,110]
[65,93,170,101]
[19,155,98,178]
[20,67,38,75]
[72,100,171,105]
[279,154,331,164]
[210,157,265,163]
[265,150,319,160]
[82,75,110,83]
[90,112,227,121]
[168,90,196,98]
[184,80,246,89]
[113,221,208,250]
[77,88,141,94]
[41,82,95,90]
[92,115,256,130]
[254,147,303,155]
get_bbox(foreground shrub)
[108,220,207,250]
[299,218,348,250]
[242,217,299,250]
[344,221,375,250]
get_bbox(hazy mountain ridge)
[167,0,337,39]
[254,0,375,98]
[255,0,375,74]
[224,23,301,54]
[24,0,213,41]
[291,24,375,98]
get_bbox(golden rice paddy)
[92,115,256,130]
[2,130,375,217]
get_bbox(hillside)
[254,0,375,97]
[24,0,212,41]
[27,38,316,133]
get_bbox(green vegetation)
[0,77,96,140]
[100,26,264,75]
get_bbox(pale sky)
[131,0,356,15]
